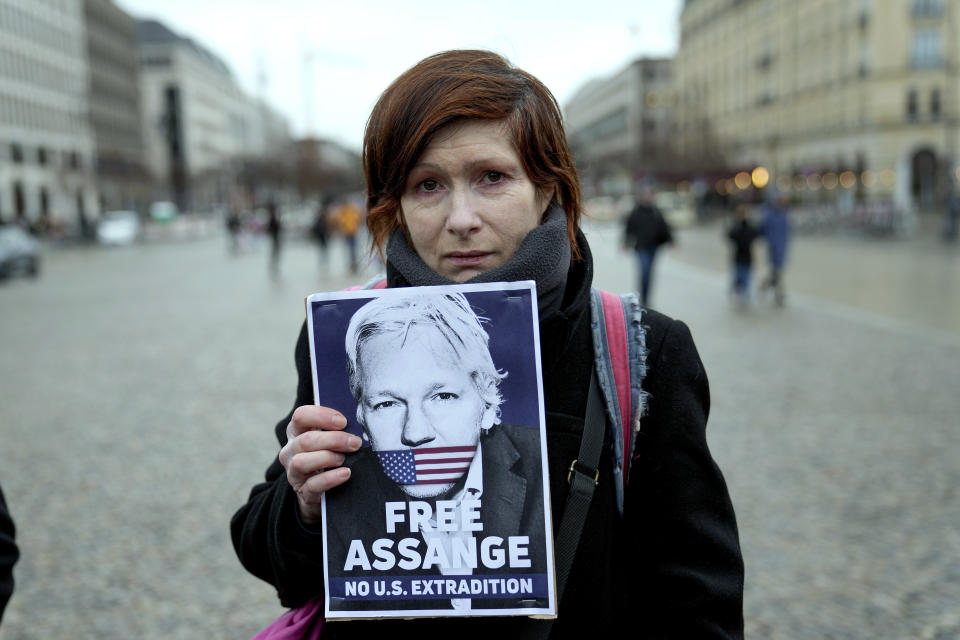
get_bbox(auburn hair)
[362,49,583,259]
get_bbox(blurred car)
[149,201,178,222]
[97,210,141,245]
[0,226,40,280]
[654,191,696,228]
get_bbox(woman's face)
[357,324,495,498]
[400,119,550,282]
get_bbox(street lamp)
[751,166,770,189]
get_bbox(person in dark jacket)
[232,49,743,639]
[623,189,674,307]
[0,483,18,624]
[266,202,282,278]
[943,188,959,242]
[726,203,761,305]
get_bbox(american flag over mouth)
[376,445,477,485]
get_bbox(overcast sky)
[116,1,683,151]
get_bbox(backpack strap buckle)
[567,459,600,486]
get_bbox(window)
[912,0,944,18]
[859,0,871,29]
[13,181,25,219]
[580,108,628,143]
[37,146,47,166]
[859,42,870,76]
[39,186,49,216]
[10,142,23,163]
[907,88,919,121]
[757,40,773,70]
[931,88,941,120]
[912,29,942,68]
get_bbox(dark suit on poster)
[324,422,547,612]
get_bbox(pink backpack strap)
[250,595,323,639]
[599,290,632,460]
[589,288,647,516]
[342,276,387,291]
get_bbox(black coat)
[231,243,744,638]
[624,203,674,251]
[0,484,17,624]
[727,220,761,266]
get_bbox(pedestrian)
[225,207,242,255]
[943,188,959,243]
[623,188,674,307]
[726,203,761,306]
[0,483,18,625]
[759,193,791,307]
[232,49,743,638]
[265,202,282,278]
[311,199,330,265]
[333,198,362,274]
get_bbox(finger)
[289,405,348,436]
[287,450,346,485]
[297,429,363,454]
[279,429,362,469]
[296,466,352,499]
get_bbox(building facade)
[294,137,362,199]
[564,58,675,197]
[0,0,97,231]
[84,0,147,213]
[676,0,960,211]
[137,19,291,212]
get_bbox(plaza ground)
[0,219,957,638]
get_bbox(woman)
[232,50,744,638]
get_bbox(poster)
[306,281,556,620]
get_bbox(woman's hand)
[278,405,363,525]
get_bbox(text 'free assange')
[342,499,532,571]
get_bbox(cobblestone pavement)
[0,225,958,639]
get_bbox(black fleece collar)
[385,204,575,321]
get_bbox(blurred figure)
[78,209,94,243]
[266,203,282,278]
[311,199,330,265]
[623,188,674,307]
[759,194,791,307]
[726,204,761,307]
[943,188,959,243]
[0,483,18,624]
[333,198,363,274]
[225,207,242,255]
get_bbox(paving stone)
[0,224,957,638]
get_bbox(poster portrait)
[306,281,555,620]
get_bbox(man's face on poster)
[357,323,495,498]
